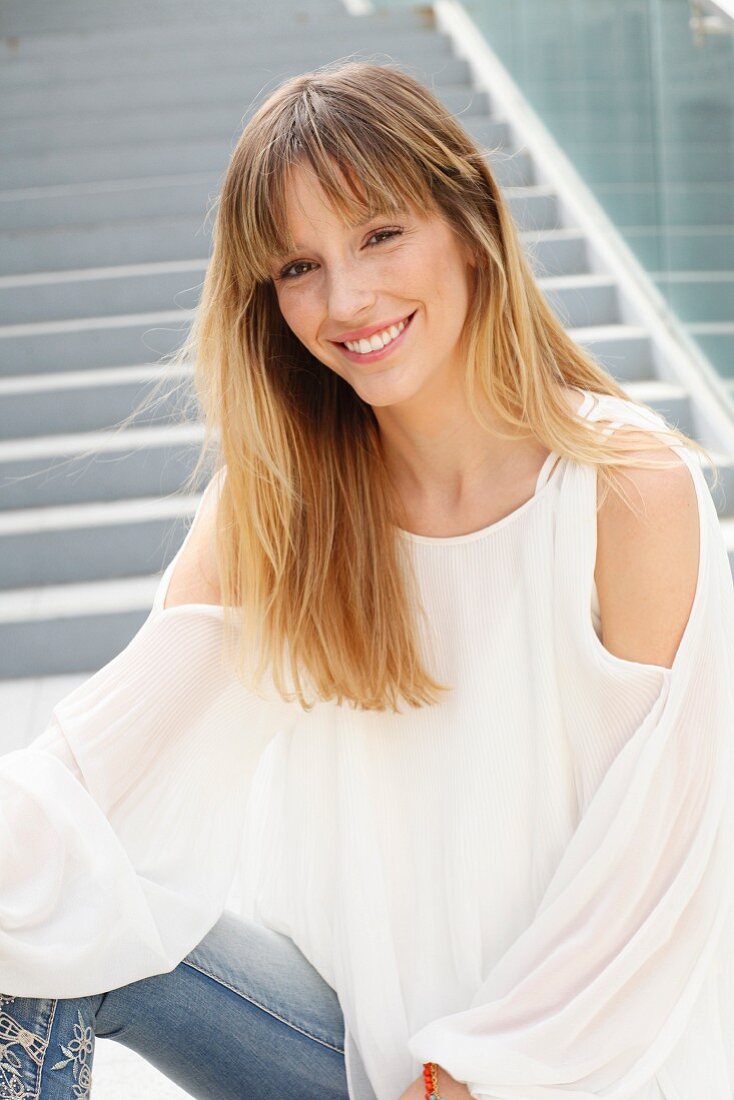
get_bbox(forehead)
[280,163,351,228]
[273,160,414,253]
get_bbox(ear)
[463,239,479,271]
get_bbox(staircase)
[2,0,734,680]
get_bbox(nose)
[324,263,377,327]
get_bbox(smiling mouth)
[336,310,417,353]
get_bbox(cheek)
[435,257,473,314]
[278,297,317,343]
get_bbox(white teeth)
[344,315,410,354]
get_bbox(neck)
[375,387,534,510]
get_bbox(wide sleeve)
[0,470,289,999]
[407,445,734,1099]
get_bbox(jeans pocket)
[0,994,55,1100]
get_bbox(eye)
[278,260,312,281]
[276,228,403,281]
[367,227,403,247]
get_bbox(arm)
[160,468,223,611]
[0,470,287,999]
[407,442,734,1098]
[593,434,700,670]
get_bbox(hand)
[397,1064,473,1099]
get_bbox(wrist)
[421,1061,474,1099]
[422,1061,444,1099]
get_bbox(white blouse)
[2,388,734,1100]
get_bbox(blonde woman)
[2,61,734,1100]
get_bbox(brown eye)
[279,260,314,280]
[367,228,402,246]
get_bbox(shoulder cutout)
[163,480,223,611]
[594,432,700,671]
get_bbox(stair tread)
[0,256,209,288]
[0,363,190,394]
[0,420,205,460]
[0,492,202,534]
[539,273,615,289]
[0,573,163,622]
[569,323,648,339]
[0,307,193,338]
[618,378,691,400]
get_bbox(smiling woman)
[2,58,734,1100]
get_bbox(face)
[269,161,477,413]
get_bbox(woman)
[2,60,734,1100]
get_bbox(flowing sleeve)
[407,442,734,1099]
[0,469,289,999]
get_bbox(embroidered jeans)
[0,909,350,1099]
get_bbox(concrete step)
[0,363,194,439]
[539,274,620,328]
[568,325,654,382]
[0,260,207,323]
[0,181,554,278]
[0,308,193,376]
[521,228,590,278]
[0,85,492,156]
[614,377,697,439]
[0,53,472,124]
[0,492,199,588]
[0,572,180,678]
[0,212,208,276]
[0,422,205,509]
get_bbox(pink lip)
[333,311,416,364]
[329,310,416,345]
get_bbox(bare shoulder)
[163,480,223,610]
[594,429,700,670]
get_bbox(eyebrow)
[274,213,389,261]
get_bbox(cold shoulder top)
[2,387,734,1100]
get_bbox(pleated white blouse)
[3,387,734,1100]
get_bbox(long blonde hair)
[124,60,717,714]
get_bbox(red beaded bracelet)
[423,1060,447,1099]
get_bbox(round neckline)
[395,388,595,547]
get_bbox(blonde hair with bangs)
[125,59,718,714]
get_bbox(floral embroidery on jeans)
[0,1005,51,1100]
[50,1009,93,1099]
[0,1044,28,1099]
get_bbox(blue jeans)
[0,910,350,1099]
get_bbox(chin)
[352,377,423,411]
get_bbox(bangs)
[231,77,442,285]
